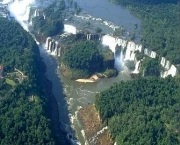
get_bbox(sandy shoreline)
[75,75,99,83]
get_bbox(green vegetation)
[0,17,68,145]
[104,69,117,78]
[5,78,16,86]
[141,58,161,77]
[95,77,180,144]
[62,41,104,79]
[32,0,65,37]
[61,40,116,79]
[111,0,180,64]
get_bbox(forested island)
[61,40,116,79]
[111,0,180,64]
[0,17,69,145]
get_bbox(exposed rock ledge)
[78,104,114,145]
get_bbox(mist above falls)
[4,0,56,31]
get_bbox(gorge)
[1,0,179,144]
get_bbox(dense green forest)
[111,0,180,64]
[0,18,68,145]
[61,40,115,79]
[140,58,161,77]
[95,77,180,144]
[32,0,65,37]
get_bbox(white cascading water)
[45,37,61,57]
[124,41,136,61]
[160,57,178,78]
[144,48,156,58]
[165,60,170,70]
[144,48,150,57]
[114,48,124,71]
[162,64,177,78]
[160,57,166,67]
[7,0,36,31]
[135,44,142,52]
[102,35,126,71]
[102,35,118,53]
[43,12,46,19]
[102,35,142,73]
[102,34,178,76]
[64,24,77,34]
[34,9,39,17]
[133,60,141,74]
[150,51,156,58]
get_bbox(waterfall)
[160,57,166,67]
[133,60,141,74]
[58,47,61,57]
[102,35,118,53]
[86,34,100,41]
[135,44,142,52]
[102,35,126,71]
[144,49,156,59]
[144,48,151,57]
[102,35,141,72]
[150,51,156,58]
[124,42,136,61]
[160,57,177,78]
[162,65,177,78]
[45,37,61,57]
[102,34,178,77]
[87,34,91,40]
[45,37,51,49]
[64,24,77,34]
[34,9,37,17]
[165,60,170,70]
[5,0,177,77]
[43,12,45,19]
[114,48,124,71]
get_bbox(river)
[39,0,141,144]
[2,0,141,144]
[73,0,141,35]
